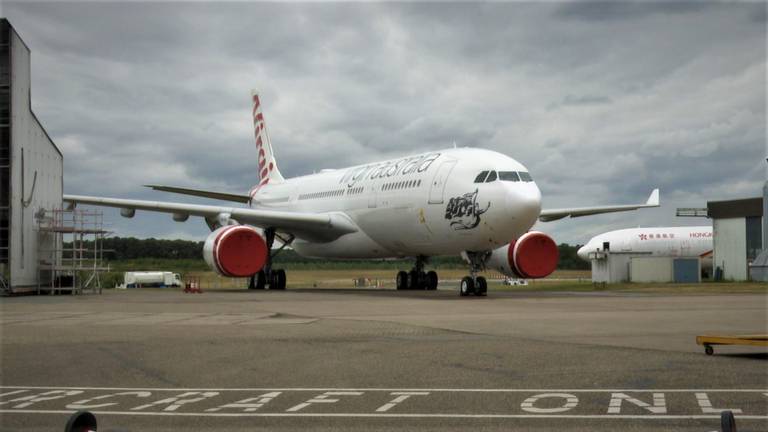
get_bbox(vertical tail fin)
[251,90,285,186]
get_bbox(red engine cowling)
[203,225,268,277]
[486,231,559,279]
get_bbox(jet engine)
[486,231,559,279]
[203,225,268,277]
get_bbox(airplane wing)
[62,194,358,242]
[538,189,659,222]
[144,184,251,204]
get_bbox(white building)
[708,197,764,281]
[0,19,63,293]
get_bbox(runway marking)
[1,410,767,419]
[695,392,743,414]
[2,386,765,392]
[376,392,430,412]
[608,393,666,414]
[521,393,579,414]
[67,391,152,409]
[1,387,765,420]
[286,391,364,412]
[205,392,281,413]
[0,390,84,409]
[129,391,220,412]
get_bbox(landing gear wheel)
[460,277,475,297]
[426,271,438,291]
[271,269,287,290]
[475,276,487,296]
[704,344,714,356]
[408,270,422,290]
[396,271,409,290]
[249,271,266,290]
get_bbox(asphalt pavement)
[1,286,766,431]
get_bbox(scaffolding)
[36,208,110,294]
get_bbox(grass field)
[102,262,767,294]
[100,259,768,293]
[177,268,591,289]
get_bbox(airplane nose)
[507,184,541,228]
[577,245,589,261]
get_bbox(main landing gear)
[396,256,438,291]
[459,251,487,297]
[249,228,293,291]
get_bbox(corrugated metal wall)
[0,20,10,277]
[7,22,63,288]
[713,218,747,281]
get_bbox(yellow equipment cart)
[696,334,768,355]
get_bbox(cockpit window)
[474,171,489,183]
[519,171,533,182]
[485,171,497,182]
[498,171,520,182]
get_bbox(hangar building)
[0,19,63,293]
[707,196,764,281]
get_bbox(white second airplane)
[577,226,713,273]
[64,92,660,296]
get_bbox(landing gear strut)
[396,256,438,291]
[459,251,487,297]
[248,228,293,291]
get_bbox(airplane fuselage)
[250,148,541,258]
[578,226,713,262]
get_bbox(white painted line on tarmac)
[2,387,764,419]
[1,410,767,419]
[1,386,765,392]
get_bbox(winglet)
[646,188,660,206]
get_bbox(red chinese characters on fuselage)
[638,233,676,241]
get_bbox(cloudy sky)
[3,1,766,245]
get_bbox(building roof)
[707,197,763,219]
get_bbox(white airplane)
[577,226,713,272]
[64,92,660,296]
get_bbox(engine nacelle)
[203,225,268,277]
[486,231,559,279]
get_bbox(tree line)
[72,237,589,270]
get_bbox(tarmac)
[1,286,766,431]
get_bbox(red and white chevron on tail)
[251,91,285,191]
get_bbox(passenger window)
[485,171,497,182]
[519,172,533,182]
[498,171,520,182]
[474,171,489,183]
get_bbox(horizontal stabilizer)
[145,185,250,204]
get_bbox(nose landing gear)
[459,251,488,297]
[459,275,487,296]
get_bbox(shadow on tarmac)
[717,352,768,360]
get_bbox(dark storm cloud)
[2,1,765,243]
